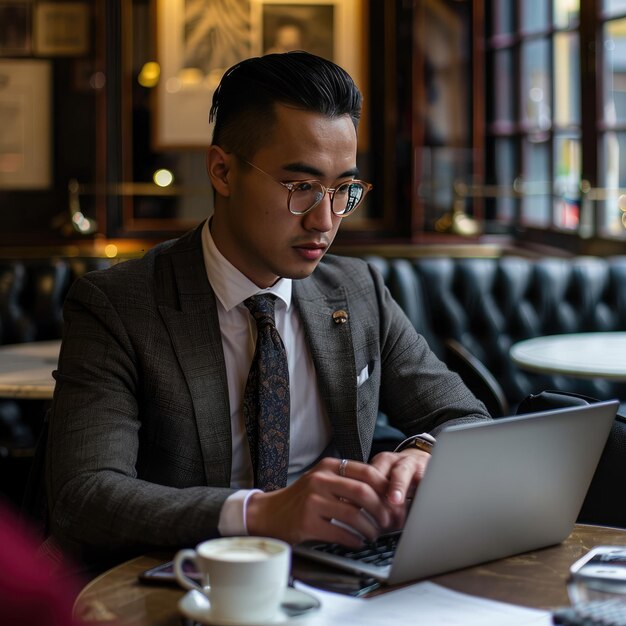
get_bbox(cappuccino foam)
[213,547,271,562]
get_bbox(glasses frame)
[238,157,372,217]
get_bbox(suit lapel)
[155,224,232,486]
[293,277,364,461]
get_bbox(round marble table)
[0,340,60,399]
[510,332,626,380]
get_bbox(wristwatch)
[394,432,436,455]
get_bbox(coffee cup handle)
[173,549,205,593]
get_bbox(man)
[45,52,490,569]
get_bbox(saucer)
[178,587,321,626]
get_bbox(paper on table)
[295,580,553,626]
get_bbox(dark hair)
[209,51,362,159]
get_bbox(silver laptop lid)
[388,400,618,584]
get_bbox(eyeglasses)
[239,158,372,217]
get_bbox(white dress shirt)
[201,221,333,534]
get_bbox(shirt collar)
[201,220,292,312]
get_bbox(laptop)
[295,400,619,586]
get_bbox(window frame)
[484,0,626,253]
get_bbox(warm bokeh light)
[78,219,91,233]
[104,244,118,258]
[178,68,203,87]
[153,168,174,187]
[72,211,92,233]
[89,72,106,90]
[166,77,181,93]
[138,62,160,88]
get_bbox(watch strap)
[394,432,436,454]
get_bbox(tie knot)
[244,294,277,328]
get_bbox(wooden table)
[0,340,60,399]
[74,525,626,625]
[510,332,626,380]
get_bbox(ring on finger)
[338,458,349,477]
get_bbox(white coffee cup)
[174,536,291,623]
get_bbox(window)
[599,14,626,235]
[486,0,626,245]
[486,1,582,235]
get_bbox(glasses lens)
[332,182,365,215]
[289,181,326,215]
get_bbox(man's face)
[210,104,359,288]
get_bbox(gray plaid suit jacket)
[45,222,489,564]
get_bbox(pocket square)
[356,365,369,387]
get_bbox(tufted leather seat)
[0,258,112,346]
[365,255,626,409]
[0,258,112,467]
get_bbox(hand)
[369,449,431,528]
[246,457,394,548]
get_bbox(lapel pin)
[332,309,348,324]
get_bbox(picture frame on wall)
[250,0,364,90]
[0,59,51,189]
[0,2,32,56]
[154,0,252,149]
[34,2,90,56]
[154,0,364,149]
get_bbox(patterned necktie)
[243,294,290,491]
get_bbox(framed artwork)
[250,0,364,90]
[417,0,467,145]
[0,2,31,56]
[34,2,90,56]
[0,60,51,189]
[154,0,364,149]
[154,0,252,149]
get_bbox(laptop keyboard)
[308,532,400,568]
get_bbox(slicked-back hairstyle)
[209,51,362,160]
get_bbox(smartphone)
[569,545,626,603]
[291,557,380,597]
[140,558,378,597]
[138,560,202,586]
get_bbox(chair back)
[516,390,626,529]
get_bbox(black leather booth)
[0,258,111,346]
[0,258,111,505]
[366,254,626,410]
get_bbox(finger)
[331,460,391,532]
[320,519,369,548]
[342,504,382,541]
[329,518,369,545]
[333,458,389,496]
[327,502,381,542]
[292,492,380,545]
[333,483,391,530]
[308,494,399,544]
[386,452,429,505]
[338,458,349,478]
[384,499,411,531]
[369,451,397,477]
